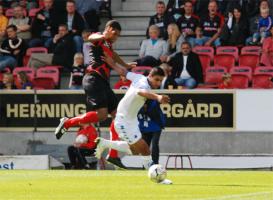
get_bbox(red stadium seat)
[24,47,48,66]
[33,77,55,89]
[216,46,239,61]
[252,74,273,89]
[229,66,252,80]
[214,54,236,71]
[254,66,273,76]
[241,46,261,56]
[36,66,60,86]
[198,54,211,77]
[239,54,260,70]
[132,66,152,75]
[29,8,40,18]
[13,67,35,81]
[192,46,214,61]
[231,74,249,89]
[205,66,227,85]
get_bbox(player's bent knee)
[129,139,150,156]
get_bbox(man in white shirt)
[168,41,203,89]
[95,56,172,184]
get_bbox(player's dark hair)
[66,0,75,4]
[59,24,68,30]
[184,0,193,5]
[149,67,165,77]
[6,24,17,32]
[105,20,122,32]
[157,1,165,6]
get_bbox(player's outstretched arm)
[102,53,128,77]
[138,91,170,104]
[112,51,135,69]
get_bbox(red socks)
[64,111,99,129]
[108,121,119,158]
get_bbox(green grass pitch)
[0,170,272,200]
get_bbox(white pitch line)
[195,191,273,200]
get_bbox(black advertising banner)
[0,91,35,128]
[0,90,235,131]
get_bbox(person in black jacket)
[220,5,249,46]
[168,41,203,89]
[147,1,175,39]
[0,25,26,70]
[29,0,58,48]
[60,0,85,53]
[49,24,75,72]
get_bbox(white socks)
[102,139,132,155]
[142,155,153,169]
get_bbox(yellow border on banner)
[0,89,236,132]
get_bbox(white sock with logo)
[142,155,153,169]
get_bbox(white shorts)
[114,115,142,145]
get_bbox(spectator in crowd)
[0,5,8,44]
[114,75,132,90]
[138,99,166,165]
[82,29,91,66]
[160,63,177,89]
[60,0,84,53]
[220,6,249,46]
[29,0,58,48]
[176,0,199,47]
[137,25,168,67]
[69,53,85,89]
[8,5,31,41]
[261,25,273,66]
[166,23,185,58]
[147,1,175,39]
[67,124,97,169]
[249,6,272,45]
[195,0,223,47]
[168,41,203,89]
[49,24,75,72]
[218,73,233,89]
[16,71,33,89]
[0,73,16,89]
[0,25,26,70]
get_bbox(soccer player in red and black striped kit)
[55,20,134,169]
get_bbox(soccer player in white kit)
[95,54,172,184]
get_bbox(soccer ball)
[75,134,88,144]
[148,164,167,183]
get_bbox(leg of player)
[95,137,172,184]
[55,108,108,140]
[106,121,127,169]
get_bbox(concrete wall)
[0,131,272,156]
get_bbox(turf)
[0,170,272,200]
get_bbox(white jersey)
[116,72,151,121]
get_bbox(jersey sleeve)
[126,72,144,83]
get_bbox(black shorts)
[82,72,118,113]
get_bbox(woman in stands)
[220,5,249,46]
[137,25,168,67]
[261,25,273,66]
[166,23,185,59]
